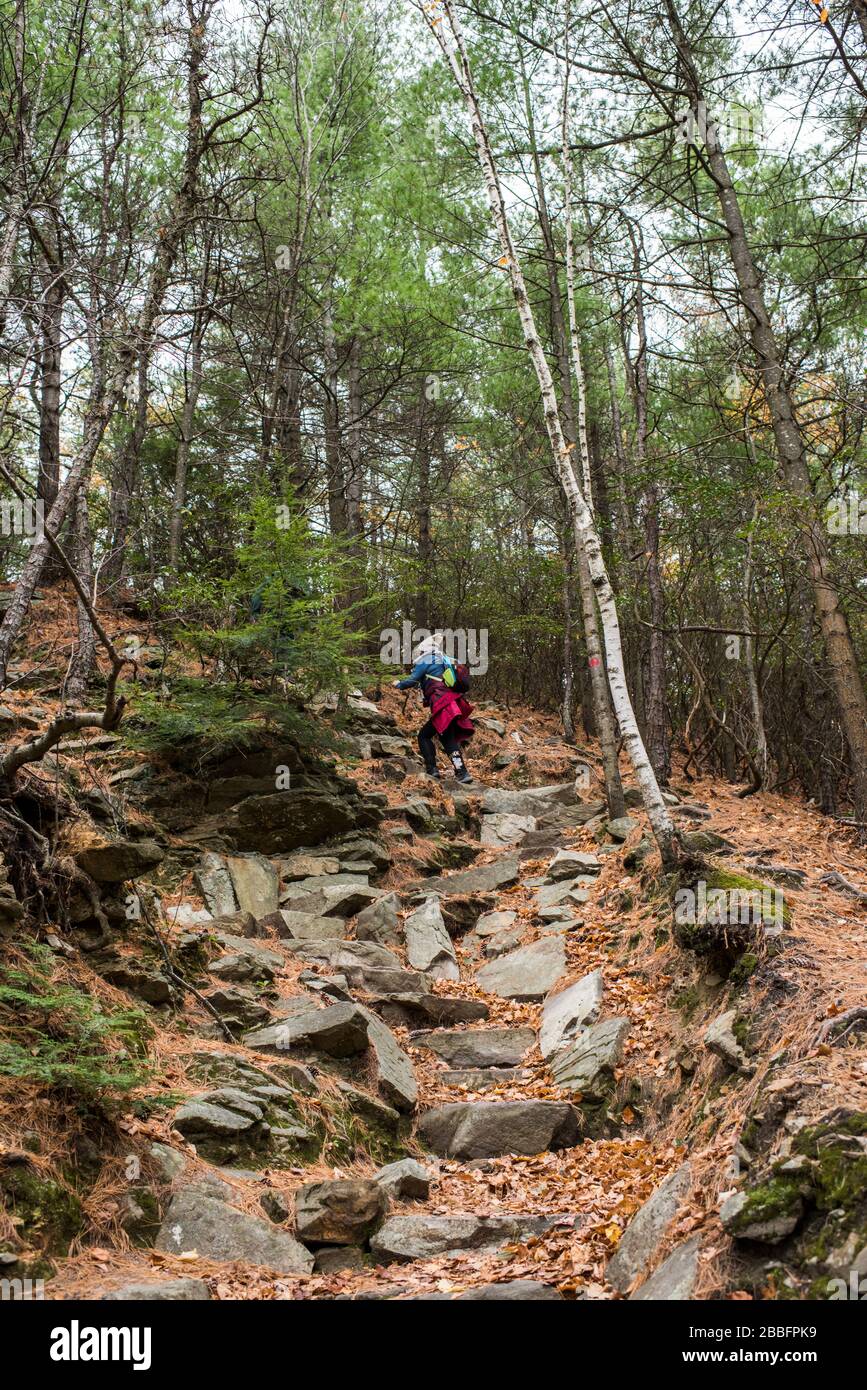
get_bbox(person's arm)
[395,657,429,689]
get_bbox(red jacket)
[426,681,475,742]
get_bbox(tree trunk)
[428,2,677,864]
[666,0,867,819]
[168,308,206,575]
[524,57,625,815]
[67,481,97,705]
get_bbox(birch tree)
[418,0,680,866]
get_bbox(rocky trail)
[4,689,867,1303]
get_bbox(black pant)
[419,717,466,773]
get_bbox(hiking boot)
[454,769,474,785]
[423,768,441,781]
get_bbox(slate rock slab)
[281,882,379,919]
[540,970,603,1059]
[155,1185,313,1273]
[101,1279,211,1301]
[474,909,518,937]
[605,816,639,841]
[284,938,402,973]
[411,855,520,897]
[355,892,403,947]
[550,1017,630,1099]
[545,850,601,883]
[370,994,489,1028]
[607,1162,692,1292]
[453,1281,562,1301]
[480,813,537,848]
[417,1100,581,1158]
[475,936,566,1001]
[535,878,592,910]
[75,836,164,882]
[194,851,238,917]
[481,785,576,817]
[369,1212,567,1263]
[719,1189,803,1243]
[268,909,344,941]
[357,1005,418,1113]
[403,897,459,981]
[629,1235,701,1301]
[243,1002,370,1058]
[226,853,279,917]
[410,1027,534,1069]
[172,1098,263,1141]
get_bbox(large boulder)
[403,898,459,981]
[607,1163,692,1292]
[540,971,603,1059]
[417,1100,581,1158]
[476,936,566,1001]
[223,789,369,855]
[410,1027,534,1069]
[224,853,278,917]
[75,836,164,882]
[243,1003,370,1058]
[294,1179,387,1246]
[155,1184,313,1273]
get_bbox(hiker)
[394,635,475,784]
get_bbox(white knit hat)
[412,632,444,663]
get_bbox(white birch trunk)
[422,0,679,865]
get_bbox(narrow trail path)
[40,694,867,1302]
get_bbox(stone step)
[409,1026,535,1069]
[441,1067,530,1089]
[370,1211,581,1264]
[418,1100,581,1158]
